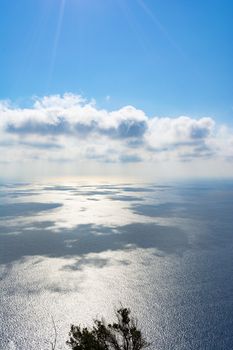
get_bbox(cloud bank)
[0,93,232,178]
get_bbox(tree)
[66,307,150,350]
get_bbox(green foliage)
[67,307,150,350]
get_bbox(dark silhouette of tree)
[67,307,150,350]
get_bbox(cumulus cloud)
[146,116,214,148]
[0,93,232,167]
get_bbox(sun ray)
[115,0,152,59]
[47,0,67,89]
[136,0,186,58]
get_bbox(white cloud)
[0,93,233,178]
[146,116,214,148]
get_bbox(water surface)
[0,180,233,349]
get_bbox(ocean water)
[0,179,233,350]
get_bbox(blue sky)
[1,0,232,121]
[0,0,233,180]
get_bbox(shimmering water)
[0,180,233,349]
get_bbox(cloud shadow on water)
[0,202,62,218]
[0,221,189,266]
[132,202,185,217]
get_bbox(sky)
[0,0,232,180]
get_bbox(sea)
[0,179,233,350]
